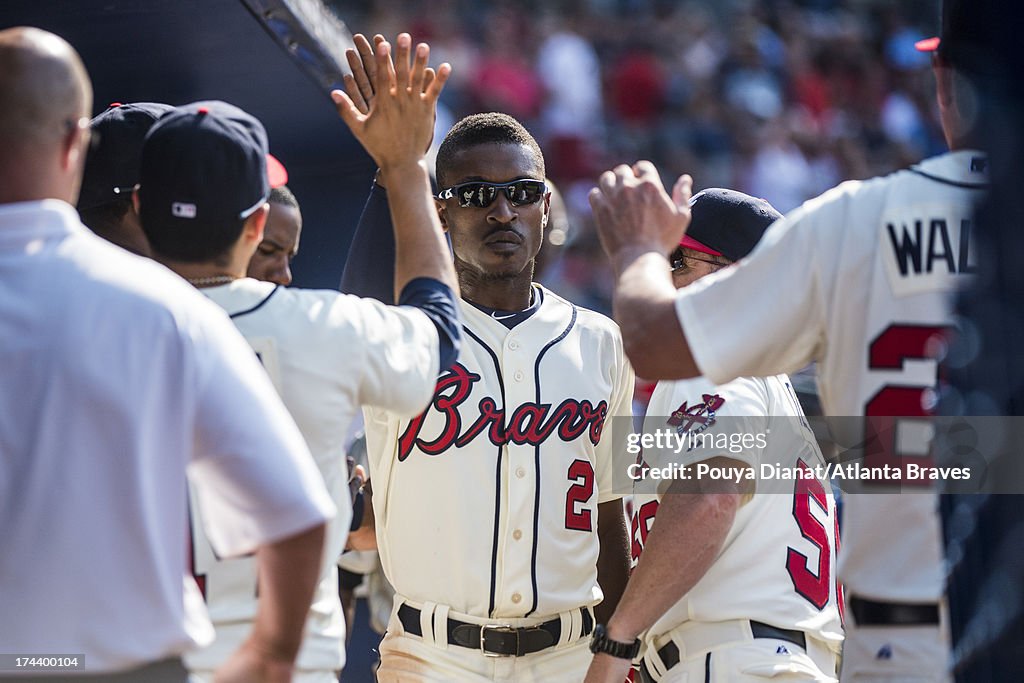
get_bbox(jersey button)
[513,529,522,540]
[509,340,520,350]
[515,467,526,479]
[511,592,522,604]
[514,371,524,381]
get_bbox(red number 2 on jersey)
[565,459,595,531]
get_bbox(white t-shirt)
[633,374,843,648]
[186,278,439,672]
[0,200,334,674]
[364,285,634,618]
[674,150,987,602]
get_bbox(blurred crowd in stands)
[333,0,945,316]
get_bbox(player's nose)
[268,257,292,286]
[487,194,518,224]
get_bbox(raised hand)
[331,33,449,173]
[342,33,382,115]
[342,33,439,150]
[589,161,693,272]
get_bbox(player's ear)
[61,117,88,173]
[131,187,141,215]
[243,203,269,245]
[541,191,551,230]
[435,197,449,233]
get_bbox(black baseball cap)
[77,102,174,211]
[678,188,782,262]
[138,100,287,234]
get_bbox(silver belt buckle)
[480,624,518,657]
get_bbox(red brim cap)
[679,234,724,256]
[915,36,941,52]
[266,153,288,188]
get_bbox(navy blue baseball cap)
[138,100,287,234]
[77,101,174,211]
[914,0,993,75]
[679,188,782,262]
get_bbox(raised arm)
[332,34,456,302]
[589,163,701,380]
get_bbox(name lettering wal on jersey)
[883,212,977,297]
[397,362,608,461]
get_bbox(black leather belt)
[850,596,940,626]
[638,621,806,683]
[397,603,593,657]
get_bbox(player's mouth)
[484,229,523,252]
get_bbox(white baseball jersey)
[186,278,440,672]
[0,201,334,674]
[674,150,987,603]
[364,284,634,619]
[632,373,843,647]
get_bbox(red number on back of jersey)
[786,459,831,610]
[565,459,595,531]
[864,324,952,480]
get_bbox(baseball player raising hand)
[340,32,634,682]
[584,190,843,683]
[589,15,986,679]
[136,36,460,683]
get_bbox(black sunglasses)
[437,179,547,209]
[670,252,728,272]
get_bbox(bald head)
[0,27,92,204]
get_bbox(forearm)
[340,180,395,303]
[248,522,327,662]
[595,500,630,624]
[605,490,738,642]
[381,160,458,301]
[612,250,699,380]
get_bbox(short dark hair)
[141,209,245,264]
[79,197,132,237]
[436,113,545,189]
[269,184,299,209]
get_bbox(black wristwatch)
[589,624,641,659]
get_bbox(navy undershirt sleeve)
[340,181,395,303]
[398,277,460,372]
[341,179,460,372]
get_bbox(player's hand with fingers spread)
[342,32,439,183]
[342,33,384,116]
[330,33,449,177]
[589,161,693,273]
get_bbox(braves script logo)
[398,362,608,461]
[666,394,725,436]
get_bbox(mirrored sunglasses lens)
[508,181,544,205]
[458,183,498,208]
